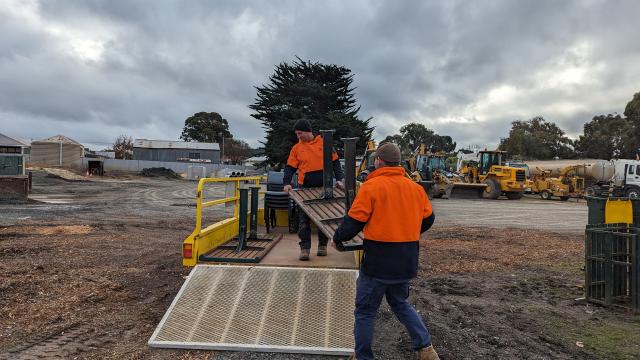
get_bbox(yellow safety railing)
[183,176,263,266]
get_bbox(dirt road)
[0,172,638,359]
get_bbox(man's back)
[354,167,430,243]
[346,166,433,280]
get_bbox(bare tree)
[113,135,133,159]
[224,139,252,164]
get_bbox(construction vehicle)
[585,159,640,198]
[356,140,377,182]
[404,144,485,199]
[458,150,526,200]
[530,165,587,200]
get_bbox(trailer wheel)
[540,191,551,200]
[584,186,596,197]
[626,188,640,199]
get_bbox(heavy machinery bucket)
[445,183,487,199]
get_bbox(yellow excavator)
[530,164,587,200]
[459,150,526,199]
[404,144,485,199]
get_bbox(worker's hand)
[335,180,344,190]
[330,240,337,248]
[283,185,292,193]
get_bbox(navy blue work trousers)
[297,210,328,249]
[354,272,431,360]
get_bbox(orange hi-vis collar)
[365,166,407,180]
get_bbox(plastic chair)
[264,171,298,233]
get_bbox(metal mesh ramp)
[149,265,357,355]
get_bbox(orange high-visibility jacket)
[348,166,433,242]
[287,135,338,185]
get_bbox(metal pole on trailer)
[236,187,249,252]
[342,137,358,212]
[249,186,260,239]
[319,130,335,199]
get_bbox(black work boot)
[299,248,310,261]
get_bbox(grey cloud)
[1,0,639,150]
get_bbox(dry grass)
[423,226,583,274]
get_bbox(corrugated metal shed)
[39,135,83,145]
[0,133,30,147]
[30,135,84,169]
[134,139,220,151]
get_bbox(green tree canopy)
[249,57,373,165]
[624,91,640,120]
[574,114,634,159]
[498,116,575,160]
[180,112,232,143]
[624,91,640,156]
[382,123,456,155]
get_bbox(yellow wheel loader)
[459,150,526,200]
[356,141,435,196]
[405,144,485,199]
[530,165,587,201]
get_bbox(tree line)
[499,93,640,160]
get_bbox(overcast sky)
[1,0,639,150]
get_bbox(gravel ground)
[1,171,638,359]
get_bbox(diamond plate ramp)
[149,265,357,355]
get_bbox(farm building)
[30,135,84,169]
[133,139,220,164]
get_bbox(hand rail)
[194,176,264,235]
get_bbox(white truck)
[585,159,640,198]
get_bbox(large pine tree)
[249,57,373,165]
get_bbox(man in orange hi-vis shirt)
[283,119,344,261]
[333,142,439,360]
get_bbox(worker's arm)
[420,212,435,233]
[333,215,366,244]
[333,184,372,244]
[283,146,300,190]
[283,165,297,187]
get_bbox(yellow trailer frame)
[182,176,264,267]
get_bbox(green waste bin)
[586,196,640,225]
[585,197,607,225]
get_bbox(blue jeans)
[354,272,431,360]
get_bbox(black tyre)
[505,191,523,200]
[584,186,596,197]
[626,188,640,199]
[431,185,443,199]
[541,191,551,200]
[560,196,569,201]
[483,178,501,199]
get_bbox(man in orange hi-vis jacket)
[333,142,439,360]
[283,119,344,261]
